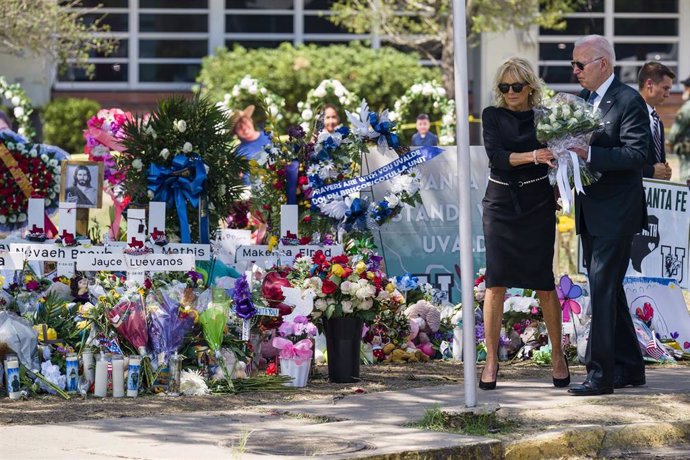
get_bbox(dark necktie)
[587,91,598,105]
[651,109,663,163]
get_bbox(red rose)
[266,362,278,375]
[313,250,326,266]
[298,176,308,185]
[303,215,312,223]
[298,236,312,245]
[322,279,338,295]
[341,267,353,279]
[331,255,349,265]
[262,271,291,304]
[144,278,153,289]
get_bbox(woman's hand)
[535,148,555,168]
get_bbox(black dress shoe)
[479,364,499,390]
[567,381,613,396]
[613,374,645,389]
[552,355,570,388]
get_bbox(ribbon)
[286,160,299,205]
[272,337,313,365]
[311,145,444,205]
[87,128,126,153]
[0,145,58,236]
[555,149,586,214]
[147,154,209,244]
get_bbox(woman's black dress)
[482,106,556,291]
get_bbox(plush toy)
[404,300,441,356]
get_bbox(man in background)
[411,113,438,147]
[638,62,674,180]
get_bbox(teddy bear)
[405,300,441,358]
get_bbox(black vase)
[324,316,363,383]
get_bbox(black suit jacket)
[642,110,665,178]
[576,77,650,237]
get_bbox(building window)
[539,0,680,90]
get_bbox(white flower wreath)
[217,75,285,126]
[297,79,359,131]
[0,76,35,140]
[389,80,456,145]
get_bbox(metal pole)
[452,0,477,408]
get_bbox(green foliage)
[118,94,247,242]
[2,0,117,77]
[198,42,439,119]
[413,405,516,436]
[42,97,100,154]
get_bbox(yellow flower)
[354,261,367,274]
[0,275,4,286]
[76,320,89,331]
[385,282,396,293]
[557,215,575,233]
[33,325,57,341]
[268,235,278,252]
[366,271,375,280]
[331,264,345,277]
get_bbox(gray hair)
[574,34,615,65]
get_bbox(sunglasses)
[498,83,527,94]
[570,56,604,71]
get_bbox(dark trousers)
[580,232,644,387]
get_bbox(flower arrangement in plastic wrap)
[146,285,195,368]
[272,316,317,364]
[117,94,247,243]
[0,131,65,232]
[534,93,603,213]
[289,248,384,325]
[84,108,133,238]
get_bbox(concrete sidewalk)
[2,366,690,459]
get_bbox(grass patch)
[412,405,517,437]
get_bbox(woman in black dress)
[480,57,569,390]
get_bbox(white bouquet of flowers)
[534,93,602,213]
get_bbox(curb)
[504,420,690,459]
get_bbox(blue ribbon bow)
[147,154,209,243]
[368,112,399,150]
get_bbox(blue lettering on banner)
[310,146,445,204]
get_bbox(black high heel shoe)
[553,355,570,388]
[479,364,499,390]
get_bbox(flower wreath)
[0,76,35,140]
[118,94,248,243]
[297,79,359,132]
[217,75,285,131]
[249,100,425,240]
[390,80,456,145]
[0,133,63,230]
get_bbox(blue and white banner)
[310,146,444,205]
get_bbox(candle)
[65,352,79,393]
[168,353,182,396]
[111,355,125,398]
[82,350,95,384]
[4,356,21,400]
[94,353,108,397]
[127,355,141,398]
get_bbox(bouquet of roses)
[534,93,602,213]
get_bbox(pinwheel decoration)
[556,275,582,323]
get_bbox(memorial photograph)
[59,160,103,209]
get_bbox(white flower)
[174,119,187,133]
[180,369,210,396]
[301,109,313,120]
[248,84,257,95]
[147,190,155,199]
[183,142,193,153]
[159,148,170,160]
[341,300,354,313]
[40,154,48,162]
[44,198,51,206]
[313,87,327,98]
[0,216,6,224]
[48,159,58,167]
[13,106,24,118]
[11,96,21,106]
[390,174,414,194]
[6,142,14,150]
[17,213,26,222]
[340,280,355,295]
[132,159,144,171]
[314,298,328,311]
[358,298,374,310]
[3,90,12,99]
[385,193,400,207]
[334,86,345,98]
[9,215,17,223]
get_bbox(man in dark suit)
[567,35,650,396]
[638,62,675,180]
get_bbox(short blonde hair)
[492,57,543,109]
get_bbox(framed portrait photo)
[60,160,104,209]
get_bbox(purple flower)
[293,315,308,324]
[287,125,305,139]
[187,271,203,282]
[278,321,294,337]
[232,274,256,320]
